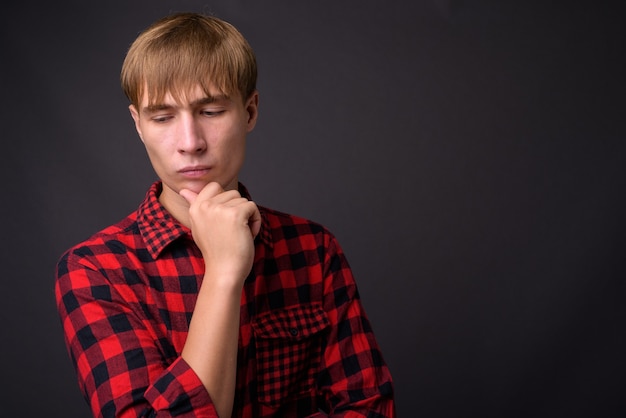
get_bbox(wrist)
[201,268,247,294]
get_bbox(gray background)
[2,1,625,417]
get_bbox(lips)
[178,166,211,178]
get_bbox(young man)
[55,12,395,418]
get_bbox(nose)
[177,115,207,154]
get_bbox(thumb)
[179,188,198,205]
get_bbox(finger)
[246,202,262,238]
[222,197,251,207]
[179,188,198,205]
[195,182,225,201]
[210,190,244,205]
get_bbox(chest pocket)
[251,303,330,407]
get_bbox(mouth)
[178,166,211,178]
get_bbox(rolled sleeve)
[144,357,216,416]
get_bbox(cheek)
[226,132,247,161]
[213,123,247,154]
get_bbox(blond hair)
[121,12,257,108]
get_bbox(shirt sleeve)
[317,233,396,417]
[54,250,218,418]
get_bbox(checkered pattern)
[252,303,330,406]
[55,181,395,417]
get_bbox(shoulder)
[259,205,331,237]
[257,206,347,260]
[57,211,143,270]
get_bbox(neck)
[158,184,192,228]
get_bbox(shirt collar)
[137,181,272,259]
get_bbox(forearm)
[178,183,260,417]
[181,273,244,418]
[319,236,396,417]
[56,256,217,417]
[321,299,396,417]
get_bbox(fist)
[180,182,261,284]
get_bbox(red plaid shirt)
[55,182,395,417]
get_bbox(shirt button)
[289,327,299,337]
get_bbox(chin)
[162,179,204,196]
[183,180,212,194]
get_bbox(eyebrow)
[142,94,231,114]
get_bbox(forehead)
[138,83,238,108]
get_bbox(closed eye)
[151,114,173,123]
[201,109,226,117]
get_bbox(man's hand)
[179,182,261,283]
[178,182,261,418]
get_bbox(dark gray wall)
[2,1,625,417]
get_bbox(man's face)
[129,84,258,207]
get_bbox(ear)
[129,104,145,143]
[244,91,259,132]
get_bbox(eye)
[151,114,173,123]
[201,109,225,117]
